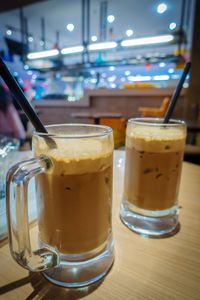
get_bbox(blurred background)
[0,0,195,95]
[0,0,200,154]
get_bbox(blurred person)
[0,85,26,144]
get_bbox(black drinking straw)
[0,57,56,147]
[163,61,191,123]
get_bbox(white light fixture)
[13,71,18,77]
[108,75,116,82]
[61,45,84,55]
[110,83,116,88]
[159,62,166,67]
[168,68,174,74]
[27,70,33,76]
[6,29,12,36]
[90,78,97,84]
[126,29,134,37]
[128,75,152,82]
[91,35,97,42]
[107,15,115,23]
[27,49,59,60]
[90,70,95,75]
[24,64,29,70]
[28,36,34,43]
[28,60,55,69]
[183,82,189,88]
[121,34,174,47]
[66,23,74,32]
[109,66,115,71]
[169,22,177,30]
[153,75,169,81]
[157,3,167,14]
[88,41,117,51]
[125,70,131,76]
[32,74,37,80]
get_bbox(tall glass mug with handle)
[120,118,186,237]
[6,124,114,287]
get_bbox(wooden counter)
[0,151,200,300]
[34,88,187,125]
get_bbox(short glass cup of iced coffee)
[120,118,186,238]
[6,124,114,287]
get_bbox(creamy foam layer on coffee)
[126,125,186,152]
[33,138,112,174]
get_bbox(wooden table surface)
[0,151,200,300]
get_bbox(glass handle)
[6,156,59,272]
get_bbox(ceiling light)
[126,29,133,37]
[6,29,12,36]
[90,70,95,75]
[168,68,174,74]
[108,75,116,82]
[159,62,166,67]
[28,36,34,43]
[40,40,44,46]
[28,60,55,69]
[169,22,177,30]
[90,78,97,84]
[61,45,84,55]
[24,64,29,70]
[157,3,167,14]
[153,75,169,80]
[32,74,37,80]
[27,70,33,76]
[66,23,74,32]
[128,75,152,82]
[13,71,18,77]
[121,34,174,47]
[107,15,115,23]
[183,82,189,88]
[88,41,117,51]
[27,49,59,60]
[109,66,115,71]
[91,35,97,42]
[110,83,116,88]
[125,70,131,76]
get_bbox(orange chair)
[138,97,170,117]
[99,117,126,148]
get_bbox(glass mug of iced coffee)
[120,118,186,237]
[6,124,114,287]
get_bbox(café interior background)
[0,0,195,100]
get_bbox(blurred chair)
[99,117,126,148]
[138,97,170,117]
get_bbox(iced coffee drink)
[120,118,186,237]
[33,137,113,254]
